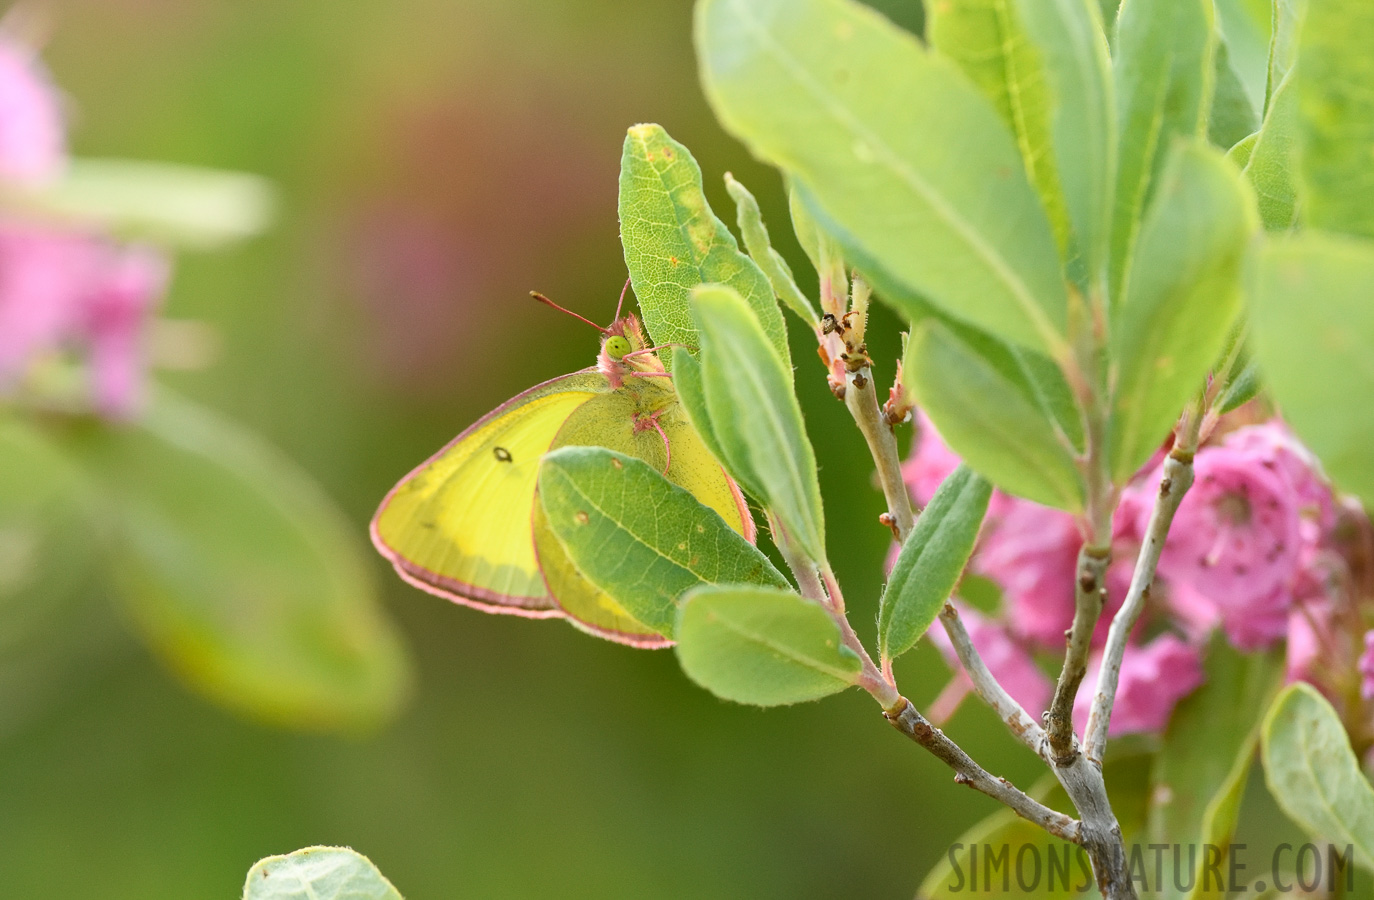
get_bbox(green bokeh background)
[0,1,1049,896]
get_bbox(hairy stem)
[769,511,827,604]
[1083,450,1194,762]
[844,366,915,542]
[1046,544,1112,762]
[882,697,1081,844]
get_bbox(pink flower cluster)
[906,411,1364,740]
[0,32,169,419]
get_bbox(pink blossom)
[973,500,1080,648]
[928,606,1052,717]
[1074,635,1205,737]
[902,411,965,509]
[1154,441,1303,650]
[0,34,65,184]
[1359,632,1374,702]
[85,247,168,418]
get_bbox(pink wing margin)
[369,369,604,618]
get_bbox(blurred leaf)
[928,0,1071,253]
[1014,0,1117,277]
[919,752,1152,898]
[696,0,1071,357]
[1249,232,1374,504]
[7,158,275,249]
[1261,683,1374,872]
[57,393,410,731]
[905,318,1083,510]
[1148,642,1285,900]
[1214,0,1272,113]
[1266,0,1303,108]
[1243,73,1300,231]
[618,124,789,370]
[787,179,847,299]
[1217,358,1261,413]
[538,447,787,637]
[675,585,860,706]
[1296,0,1374,238]
[1110,0,1214,298]
[878,465,990,662]
[723,173,817,324]
[1109,140,1255,480]
[243,846,402,900]
[1209,41,1260,150]
[692,284,826,563]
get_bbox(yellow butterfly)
[370,288,753,647]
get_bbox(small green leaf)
[10,158,275,248]
[787,179,847,299]
[1109,140,1256,480]
[1266,0,1303,109]
[929,0,1072,253]
[879,465,990,662]
[1209,41,1261,151]
[1249,232,1374,504]
[1148,642,1285,900]
[1214,0,1272,114]
[1110,0,1215,298]
[243,846,402,900]
[538,447,788,637]
[674,585,861,706]
[1296,0,1374,238]
[905,318,1083,510]
[59,393,411,731]
[1262,683,1374,872]
[696,0,1071,356]
[1014,0,1117,276]
[723,173,817,324]
[618,124,789,370]
[692,284,827,563]
[1217,357,1261,413]
[1243,72,1300,231]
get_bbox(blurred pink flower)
[902,411,965,509]
[1074,635,1205,737]
[928,606,1052,717]
[973,500,1080,648]
[0,32,64,184]
[85,246,169,418]
[1360,631,1374,702]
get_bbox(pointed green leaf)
[723,173,817,324]
[1266,0,1303,109]
[879,465,991,661]
[906,318,1083,510]
[692,284,827,563]
[60,393,411,731]
[1109,141,1256,480]
[1249,232,1374,504]
[243,846,403,900]
[1210,41,1261,150]
[618,124,790,370]
[1244,72,1300,231]
[1296,0,1374,238]
[929,0,1072,253]
[538,447,788,637]
[1148,642,1285,900]
[1262,683,1374,872]
[1110,0,1215,298]
[1015,0,1117,277]
[787,179,847,299]
[675,585,861,706]
[1214,0,1272,113]
[696,0,1071,356]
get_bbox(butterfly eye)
[604,335,633,359]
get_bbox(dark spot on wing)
[494,446,513,462]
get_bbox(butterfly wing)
[371,370,607,615]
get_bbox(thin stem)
[1083,450,1194,763]
[881,697,1081,844]
[844,365,916,542]
[769,511,826,604]
[1046,543,1111,762]
[936,603,1046,755]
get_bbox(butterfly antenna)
[613,276,632,322]
[530,291,608,334]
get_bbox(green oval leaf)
[878,465,991,662]
[1261,683,1374,873]
[696,0,1070,356]
[618,124,789,369]
[59,393,411,731]
[692,284,827,563]
[1249,232,1374,505]
[1109,140,1256,480]
[243,846,403,900]
[723,173,817,324]
[905,318,1083,510]
[1243,73,1300,232]
[538,447,788,637]
[674,585,861,706]
[1296,0,1374,238]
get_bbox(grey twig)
[935,603,1046,754]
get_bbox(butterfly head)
[599,314,666,389]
